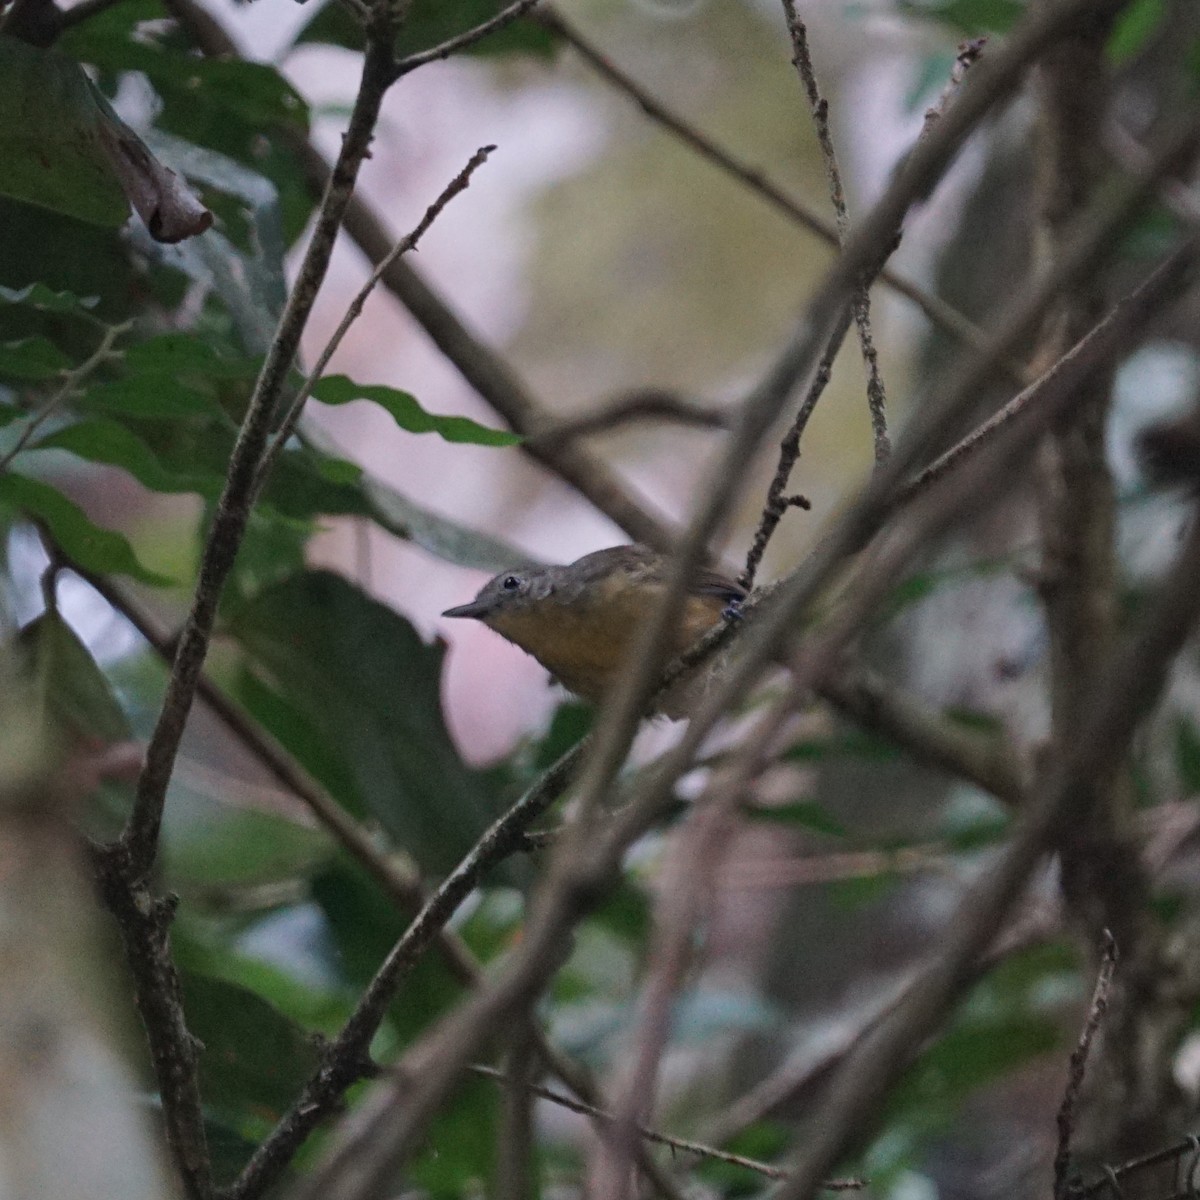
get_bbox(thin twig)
[527,389,729,447]
[0,320,130,473]
[255,144,495,489]
[740,20,985,591]
[1054,930,1119,1200]
[468,1064,867,1189]
[391,0,543,79]
[922,38,988,134]
[781,0,890,463]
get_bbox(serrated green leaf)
[311,375,520,446]
[0,283,100,313]
[0,336,71,380]
[0,470,171,585]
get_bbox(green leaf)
[18,611,132,744]
[0,470,171,585]
[1107,0,1167,64]
[0,336,71,380]
[360,472,538,572]
[182,970,320,1118]
[785,729,900,765]
[161,769,333,894]
[896,0,1022,35]
[0,283,100,314]
[311,857,463,1043]
[61,19,309,134]
[17,611,135,838]
[124,333,259,379]
[743,800,847,837]
[311,375,520,446]
[1176,718,1200,794]
[31,418,222,497]
[408,1075,501,1200]
[297,0,555,61]
[0,39,129,228]
[228,570,508,878]
[79,376,224,420]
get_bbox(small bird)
[442,545,745,717]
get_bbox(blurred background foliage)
[3,0,1200,1196]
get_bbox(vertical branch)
[781,0,891,463]
[117,30,401,878]
[1032,0,1182,1168]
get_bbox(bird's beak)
[441,600,493,620]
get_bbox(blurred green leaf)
[296,0,554,61]
[162,768,333,894]
[785,730,900,765]
[17,610,134,838]
[896,0,1021,35]
[0,39,129,228]
[1176,717,1200,794]
[32,418,222,497]
[743,800,847,837]
[0,336,71,380]
[312,375,520,446]
[79,376,224,420]
[591,877,652,943]
[62,16,308,133]
[1107,0,1167,64]
[18,610,131,744]
[310,857,462,1043]
[183,970,320,1119]
[0,282,100,314]
[0,471,171,585]
[228,570,504,877]
[407,1074,500,1200]
[124,333,259,380]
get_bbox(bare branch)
[392,0,543,79]
[781,0,890,462]
[527,389,729,448]
[256,144,496,488]
[90,863,212,1200]
[469,1064,867,1190]
[1055,930,1119,1199]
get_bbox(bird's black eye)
[501,575,521,592]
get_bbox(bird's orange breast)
[486,579,729,705]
